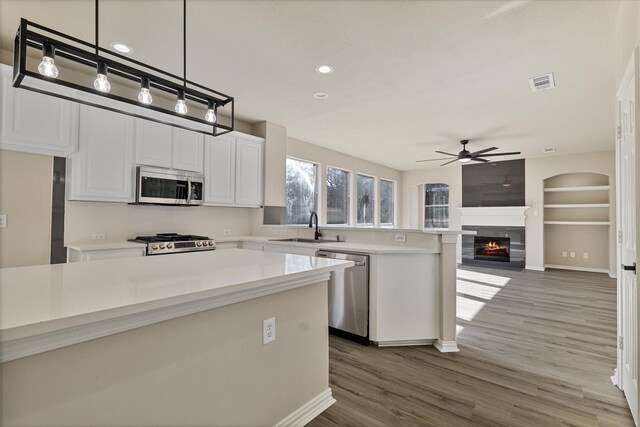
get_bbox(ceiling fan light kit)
[12,0,234,137]
[416,139,522,166]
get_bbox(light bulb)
[94,74,111,93]
[458,158,471,163]
[205,101,216,123]
[38,44,58,78]
[138,77,152,105]
[138,88,152,105]
[175,89,188,114]
[93,63,111,93]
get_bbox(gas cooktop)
[129,233,216,255]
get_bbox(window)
[285,158,318,225]
[357,174,375,225]
[379,179,395,227]
[424,183,449,228]
[326,167,350,225]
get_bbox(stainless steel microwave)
[135,166,204,206]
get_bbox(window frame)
[356,172,376,227]
[379,178,396,228]
[424,183,450,230]
[284,156,320,226]
[325,165,351,227]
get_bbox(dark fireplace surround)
[462,226,525,270]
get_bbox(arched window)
[424,183,449,229]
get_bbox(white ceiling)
[0,0,619,171]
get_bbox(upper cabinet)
[204,133,264,207]
[135,118,203,172]
[0,64,78,156]
[66,104,135,202]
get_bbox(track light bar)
[12,18,234,136]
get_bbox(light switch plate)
[0,214,6,228]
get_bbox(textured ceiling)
[0,0,619,171]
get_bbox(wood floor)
[308,267,634,427]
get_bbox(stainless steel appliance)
[315,250,369,345]
[135,166,204,206]
[129,233,215,255]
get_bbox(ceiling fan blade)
[479,151,521,157]
[470,158,489,163]
[435,151,458,157]
[440,158,460,166]
[415,157,454,162]
[470,147,498,156]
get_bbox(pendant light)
[37,43,59,78]
[138,77,152,105]
[205,100,217,123]
[93,62,111,93]
[175,89,188,114]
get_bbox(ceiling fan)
[416,140,521,166]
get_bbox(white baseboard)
[544,264,610,274]
[525,265,545,272]
[608,272,618,279]
[274,388,336,427]
[375,339,435,347]
[434,339,460,353]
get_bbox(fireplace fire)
[474,236,510,262]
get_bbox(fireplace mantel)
[458,206,530,227]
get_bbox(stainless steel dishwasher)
[315,250,369,345]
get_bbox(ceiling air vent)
[530,73,555,92]
[543,147,556,154]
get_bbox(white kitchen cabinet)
[135,119,203,172]
[235,136,264,207]
[67,246,146,262]
[203,132,264,207]
[204,134,235,205]
[67,104,135,202]
[0,64,78,156]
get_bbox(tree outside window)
[285,158,318,225]
[326,167,350,225]
[357,174,375,225]
[425,183,449,228]
[380,179,395,227]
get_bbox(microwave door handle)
[187,178,192,204]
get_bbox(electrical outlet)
[0,213,6,228]
[395,234,406,243]
[570,252,576,258]
[583,252,589,259]
[92,233,106,240]
[263,317,276,344]
[224,229,232,235]
[562,251,567,258]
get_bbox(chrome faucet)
[308,211,323,240]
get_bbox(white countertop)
[0,249,351,362]
[217,236,439,254]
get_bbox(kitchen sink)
[269,238,336,244]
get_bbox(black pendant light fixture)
[12,0,234,136]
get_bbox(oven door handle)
[186,178,192,204]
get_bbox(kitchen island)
[1,249,352,426]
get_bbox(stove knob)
[208,241,214,246]
[202,241,208,246]
[159,243,166,249]
[151,244,159,250]
[196,241,203,247]
[167,243,174,249]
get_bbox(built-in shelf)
[543,185,610,193]
[543,203,610,208]
[544,221,610,225]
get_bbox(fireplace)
[474,236,510,262]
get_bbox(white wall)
[0,150,52,268]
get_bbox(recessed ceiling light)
[316,64,334,74]
[110,42,133,54]
[313,92,329,99]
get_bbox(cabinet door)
[204,134,235,205]
[135,119,172,168]
[68,105,135,202]
[172,128,204,172]
[0,65,78,156]
[235,137,263,207]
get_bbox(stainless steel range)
[129,233,216,255]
